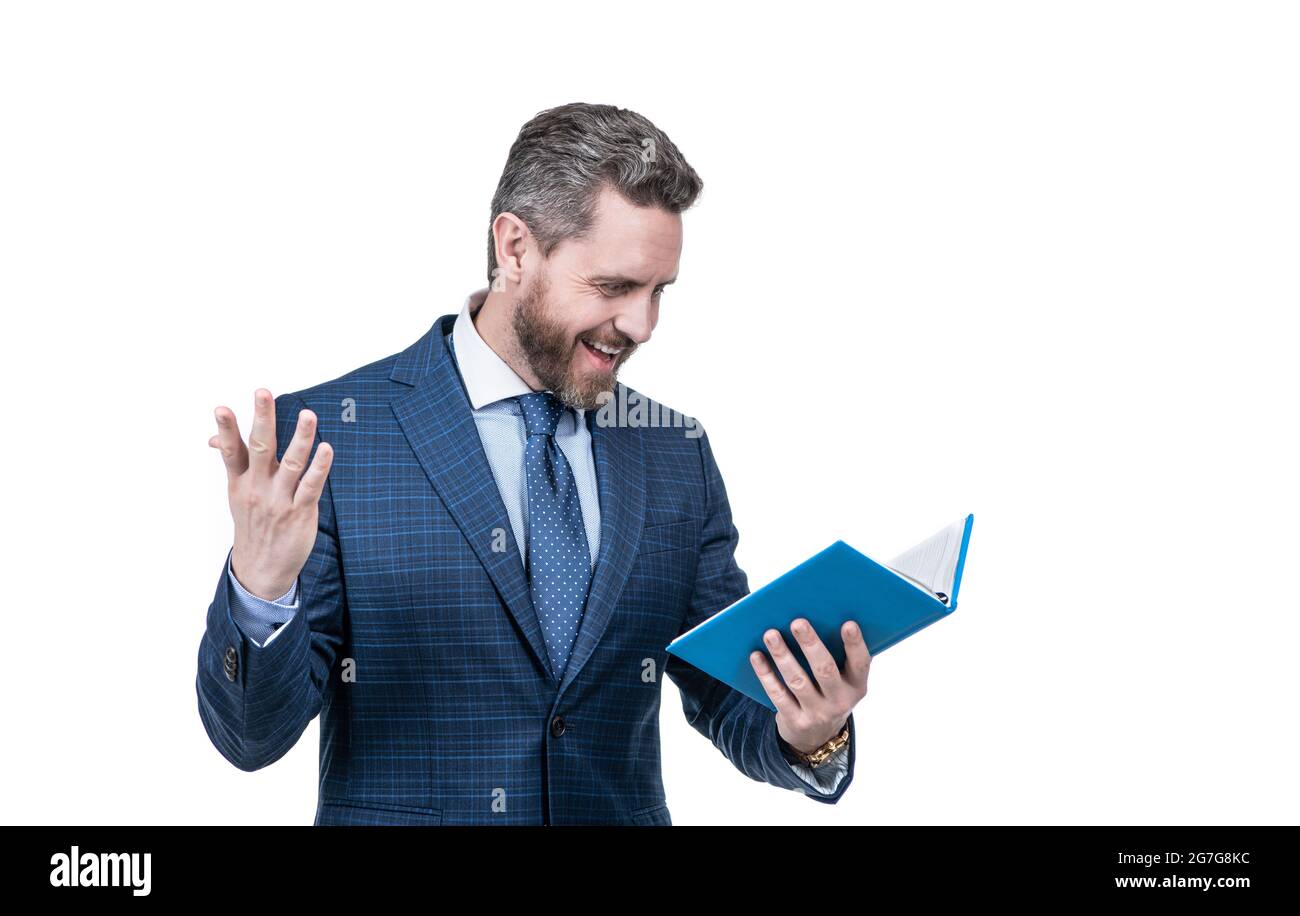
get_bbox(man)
[197,102,870,825]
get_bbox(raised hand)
[210,389,333,600]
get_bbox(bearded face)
[511,268,638,411]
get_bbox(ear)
[491,211,532,285]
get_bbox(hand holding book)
[749,616,870,755]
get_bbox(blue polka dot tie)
[517,391,594,682]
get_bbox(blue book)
[666,514,974,712]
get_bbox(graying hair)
[486,102,704,284]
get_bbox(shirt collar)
[450,287,586,422]
[451,287,535,409]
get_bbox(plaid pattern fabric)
[196,314,856,825]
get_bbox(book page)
[885,517,966,603]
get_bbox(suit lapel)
[559,391,646,695]
[388,317,648,693]
[389,318,555,682]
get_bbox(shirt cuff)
[786,742,851,795]
[225,552,299,647]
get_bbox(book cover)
[665,514,974,712]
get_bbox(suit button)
[550,715,566,737]
[223,645,238,682]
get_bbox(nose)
[614,296,656,345]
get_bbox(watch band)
[784,722,850,768]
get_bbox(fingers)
[274,409,318,497]
[211,406,249,478]
[749,650,801,719]
[841,619,872,689]
[790,617,845,695]
[293,441,333,509]
[247,388,277,474]
[761,627,820,707]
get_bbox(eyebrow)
[590,274,678,287]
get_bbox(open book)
[665,515,974,712]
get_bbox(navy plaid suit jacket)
[197,313,857,825]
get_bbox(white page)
[885,517,966,603]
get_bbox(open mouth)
[579,337,624,371]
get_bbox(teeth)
[585,339,622,356]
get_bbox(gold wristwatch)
[784,722,850,768]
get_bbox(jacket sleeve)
[664,427,856,805]
[195,392,346,772]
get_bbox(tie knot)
[517,391,566,437]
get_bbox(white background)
[2,1,1296,826]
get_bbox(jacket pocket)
[317,798,443,826]
[629,802,672,827]
[638,520,696,557]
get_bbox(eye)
[653,285,667,298]
[600,284,628,297]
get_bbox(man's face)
[510,184,682,410]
